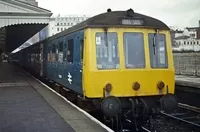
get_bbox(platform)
[0,62,110,132]
[175,75,200,94]
[175,75,200,89]
[175,75,200,107]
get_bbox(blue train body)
[14,29,85,95]
[44,30,84,94]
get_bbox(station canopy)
[0,0,52,53]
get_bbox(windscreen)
[148,33,168,68]
[123,32,145,68]
[95,32,119,70]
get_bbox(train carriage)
[11,8,178,130]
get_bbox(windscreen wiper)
[104,28,108,47]
[153,33,156,55]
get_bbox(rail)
[178,103,200,113]
[160,104,200,128]
[141,126,152,132]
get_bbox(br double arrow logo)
[68,72,72,84]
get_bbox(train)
[11,8,178,130]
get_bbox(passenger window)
[52,44,55,53]
[52,44,56,62]
[123,32,145,68]
[59,42,63,52]
[47,47,51,62]
[58,42,63,62]
[80,39,84,63]
[67,39,74,63]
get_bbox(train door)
[58,39,64,81]
[74,31,84,92]
[40,43,44,76]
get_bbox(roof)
[186,27,200,31]
[171,30,184,33]
[47,9,170,41]
[0,0,52,52]
[9,0,51,13]
[175,35,190,40]
[0,0,52,28]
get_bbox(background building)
[19,0,38,6]
[15,14,90,52]
[172,27,200,51]
[48,15,89,36]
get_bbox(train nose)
[160,93,178,113]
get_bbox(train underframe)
[92,94,177,131]
[44,78,178,131]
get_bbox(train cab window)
[148,33,168,68]
[123,32,145,68]
[95,32,119,70]
[67,39,74,63]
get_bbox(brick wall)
[173,52,200,76]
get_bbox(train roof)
[48,9,170,41]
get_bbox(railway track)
[141,127,152,132]
[178,103,200,113]
[161,103,200,128]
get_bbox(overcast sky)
[37,0,199,29]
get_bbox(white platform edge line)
[26,72,114,132]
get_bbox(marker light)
[132,82,140,90]
[157,81,165,89]
[105,83,112,92]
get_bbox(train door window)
[95,32,119,70]
[63,43,67,62]
[58,41,63,62]
[80,39,84,63]
[67,39,74,63]
[148,33,168,68]
[123,32,145,68]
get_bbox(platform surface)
[175,75,200,89]
[0,62,109,132]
